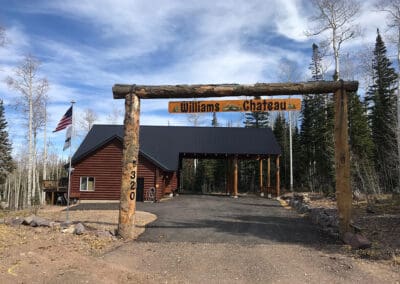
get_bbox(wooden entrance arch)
[113,80,359,240]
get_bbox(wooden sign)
[168,98,301,113]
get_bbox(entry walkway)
[136,195,336,245]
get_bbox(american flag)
[53,106,73,132]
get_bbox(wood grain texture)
[113,81,359,99]
[334,89,352,239]
[118,94,140,239]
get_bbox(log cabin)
[69,125,281,202]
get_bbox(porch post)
[233,155,238,198]
[276,156,280,197]
[267,157,271,188]
[118,93,140,239]
[334,87,352,238]
[259,158,264,196]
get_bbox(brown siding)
[164,171,178,194]
[71,139,123,200]
[138,156,159,201]
[71,138,177,201]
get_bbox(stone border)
[280,193,339,239]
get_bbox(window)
[80,177,95,191]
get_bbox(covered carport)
[140,125,282,197]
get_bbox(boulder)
[49,221,61,229]
[343,232,372,249]
[32,216,51,227]
[62,226,75,234]
[74,223,86,235]
[22,215,51,227]
[22,215,36,226]
[109,229,118,236]
[299,204,310,214]
[10,217,23,226]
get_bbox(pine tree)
[244,96,269,128]
[300,44,335,192]
[366,30,398,192]
[348,92,377,195]
[348,93,374,161]
[0,100,14,185]
[273,113,289,189]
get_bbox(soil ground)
[0,195,399,283]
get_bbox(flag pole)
[66,100,75,223]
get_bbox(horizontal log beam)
[113,80,359,99]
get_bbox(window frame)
[80,176,95,191]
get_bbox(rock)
[74,223,85,235]
[0,218,5,224]
[299,204,310,214]
[60,221,72,228]
[23,215,51,227]
[33,216,51,227]
[62,226,75,234]
[343,232,372,249]
[10,217,23,226]
[49,222,61,229]
[22,215,36,226]
[109,229,118,236]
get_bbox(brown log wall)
[71,139,122,200]
[71,138,174,200]
[163,171,178,194]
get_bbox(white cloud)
[2,0,394,156]
[274,0,309,41]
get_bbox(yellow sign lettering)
[169,99,301,113]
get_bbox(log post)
[276,156,280,197]
[233,155,238,198]
[259,159,264,196]
[118,93,140,239]
[226,159,231,195]
[334,87,352,238]
[267,157,271,188]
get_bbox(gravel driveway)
[136,194,334,245]
[103,195,400,283]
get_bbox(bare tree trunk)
[333,28,339,81]
[32,134,37,205]
[17,168,22,209]
[43,101,48,202]
[396,26,400,196]
[27,73,33,207]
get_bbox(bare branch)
[79,108,98,133]
[306,0,361,80]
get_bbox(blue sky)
[0,0,395,158]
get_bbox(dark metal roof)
[72,125,281,171]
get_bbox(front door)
[136,177,144,202]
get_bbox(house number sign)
[130,159,137,201]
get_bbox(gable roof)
[72,125,281,171]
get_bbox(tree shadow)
[63,203,120,211]
[138,213,340,249]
